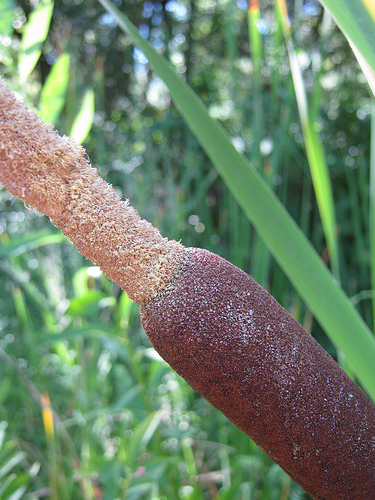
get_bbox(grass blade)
[18,0,54,82]
[275,0,339,279]
[70,88,95,145]
[371,103,375,330]
[38,53,70,125]
[319,0,375,75]
[248,1,262,70]
[0,0,14,36]
[0,230,66,258]
[247,0,272,286]
[96,0,375,400]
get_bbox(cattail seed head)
[0,80,184,302]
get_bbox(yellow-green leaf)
[38,53,70,125]
[18,0,54,82]
[70,89,95,145]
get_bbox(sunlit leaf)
[0,0,15,36]
[319,0,375,75]
[66,291,112,317]
[127,411,163,466]
[0,231,66,258]
[70,89,95,145]
[38,53,70,125]
[18,0,54,82]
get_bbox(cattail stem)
[0,80,184,302]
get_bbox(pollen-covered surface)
[141,248,375,499]
[0,80,184,302]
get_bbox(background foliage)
[0,0,374,498]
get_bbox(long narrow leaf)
[248,1,262,72]
[319,0,375,75]
[18,0,54,82]
[38,53,70,125]
[97,0,375,400]
[370,103,375,329]
[0,231,66,258]
[248,0,270,285]
[70,89,95,145]
[0,0,14,36]
[275,0,340,279]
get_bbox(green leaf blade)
[38,53,70,125]
[70,89,95,145]
[0,0,15,36]
[18,0,54,83]
[0,230,67,259]
[319,0,375,75]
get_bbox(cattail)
[0,80,183,303]
[1,79,374,499]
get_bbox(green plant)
[0,421,38,499]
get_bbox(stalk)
[0,80,184,303]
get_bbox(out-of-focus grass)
[1,252,307,498]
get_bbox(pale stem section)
[0,80,185,303]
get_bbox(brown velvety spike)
[141,248,375,499]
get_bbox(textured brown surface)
[141,248,375,499]
[0,80,184,302]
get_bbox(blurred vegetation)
[0,0,373,498]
